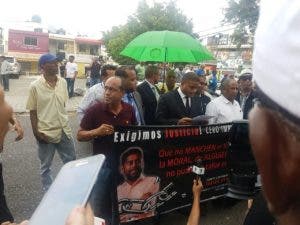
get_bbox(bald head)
[105,77,124,90]
[220,78,238,102]
[104,77,125,106]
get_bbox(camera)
[226,120,261,200]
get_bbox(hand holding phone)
[65,204,94,225]
[29,155,105,225]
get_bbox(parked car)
[5,56,21,78]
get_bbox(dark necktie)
[185,96,191,116]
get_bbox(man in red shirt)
[77,76,136,155]
[77,76,136,225]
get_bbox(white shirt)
[77,82,105,121]
[205,95,242,124]
[65,62,78,78]
[0,60,11,75]
[177,87,191,107]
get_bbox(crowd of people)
[0,46,257,225]
[1,0,300,224]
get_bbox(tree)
[56,28,66,35]
[224,0,259,47]
[103,0,194,64]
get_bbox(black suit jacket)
[156,90,207,125]
[236,91,256,119]
[137,81,159,125]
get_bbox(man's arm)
[187,179,203,225]
[155,95,180,125]
[73,64,78,80]
[74,71,78,79]
[77,124,114,142]
[29,110,48,143]
[205,101,217,124]
[0,94,13,152]
[9,114,23,141]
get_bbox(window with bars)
[58,42,65,50]
[24,37,38,46]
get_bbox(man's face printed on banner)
[122,153,143,182]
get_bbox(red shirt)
[80,101,137,156]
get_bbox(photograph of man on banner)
[117,147,160,223]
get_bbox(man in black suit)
[137,65,160,125]
[156,72,205,125]
[115,66,145,125]
[236,69,256,119]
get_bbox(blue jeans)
[37,132,76,190]
[89,77,100,87]
[0,164,13,223]
[0,75,9,91]
[66,78,75,97]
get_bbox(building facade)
[8,29,49,74]
[205,33,253,71]
[48,34,102,77]
[1,21,102,76]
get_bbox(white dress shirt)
[205,95,243,124]
[177,87,191,107]
[77,82,104,121]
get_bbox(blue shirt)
[122,93,142,125]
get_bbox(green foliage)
[224,0,259,46]
[103,0,194,64]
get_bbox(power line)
[195,14,259,37]
[197,27,236,39]
[195,23,233,34]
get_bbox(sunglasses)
[240,76,252,81]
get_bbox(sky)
[1,0,229,38]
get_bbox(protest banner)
[113,123,232,223]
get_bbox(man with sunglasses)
[196,75,211,115]
[236,69,256,119]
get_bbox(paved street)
[1,76,248,225]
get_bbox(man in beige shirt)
[26,53,76,190]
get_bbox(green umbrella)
[120,30,215,63]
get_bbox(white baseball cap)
[253,0,300,120]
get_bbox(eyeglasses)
[104,86,121,92]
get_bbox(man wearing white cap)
[236,69,256,119]
[205,77,242,124]
[248,0,300,224]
